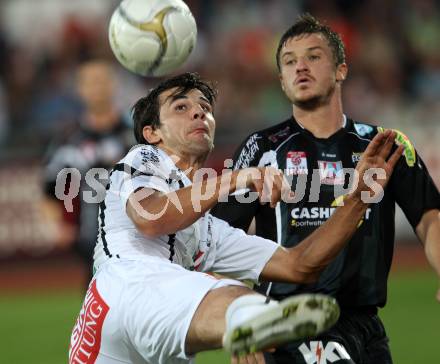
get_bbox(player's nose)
[295,57,309,73]
[192,105,206,120]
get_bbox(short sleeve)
[118,146,172,209]
[390,132,440,229]
[206,215,278,282]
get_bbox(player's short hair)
[132,72,217,144]
[276,14,345,71]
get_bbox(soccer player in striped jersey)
[69,72,402,364]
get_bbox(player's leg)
[188,220,341,357]
[69,266,127,364]
[263,309,390,364]
[186,286,340,357]
[362,315,393,364]
[70,258,340,364]
[185,284,254,353]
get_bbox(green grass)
[0,271,438,364]
[380,271,440,364]
[0,290,83,364]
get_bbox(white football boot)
[223,293,340,356]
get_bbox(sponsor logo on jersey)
[140,145,160,165]
[318,161,344,185]
[299,341,351,364]
[268,126,291,143]
[354,123,374,137]
[291,206,371,228]
[321,152,336,158]
[235,134,261,169]
[286,151,308,175]
[378,127,416,167]
[69,280,109,364]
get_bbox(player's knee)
[186,285,254,354]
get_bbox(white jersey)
[73,144,279,364]
[93,145,278,280]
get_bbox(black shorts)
[264,308,392,364]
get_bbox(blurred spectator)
[41,60,134,288]
[0,0,436,250]
[0,0,438,150]
[0,80,8,145]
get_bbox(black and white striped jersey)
[212,116,440,308]
[94,145,205,271]
[93,145,279,281]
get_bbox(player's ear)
[142,125,162,145]
[336,63,348,83]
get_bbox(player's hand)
[231,351,266,364]
[436,285,440,303]
[350,129,404,202]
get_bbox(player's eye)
[284,59,295,65]
[200,103,212,112]
[309,54,320,61]
[175,104,187,111]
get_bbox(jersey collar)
[291,114,351,144]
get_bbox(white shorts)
[69,257,248,364]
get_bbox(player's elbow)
[138,222,164,238]
[289,267,321,284]
[128,210,164,238]
[127,199,170,237]
[286,248,322,284]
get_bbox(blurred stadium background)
[0,0,438,363]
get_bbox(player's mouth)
[190,127,209,136]
[295,76,313,85]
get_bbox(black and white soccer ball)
[109,0,197,77]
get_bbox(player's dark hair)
[276,14,345,71]
[132,72,217,144]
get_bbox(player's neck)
[176,154,206,180]
[160,145,207,179]
[292,97,344,139]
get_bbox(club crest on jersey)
[318,161,344,185]
[286,151,308,175]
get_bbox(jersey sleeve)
[211,133,263,231]
[390,131,440,229]
[118,146,172,209]
[206,215,278,283]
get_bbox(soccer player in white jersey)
[69,73,403,364]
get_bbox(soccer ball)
[109,0,197,77]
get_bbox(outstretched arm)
[127,166,287,237]
[260,130,404,283]
[416,209,440,302]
